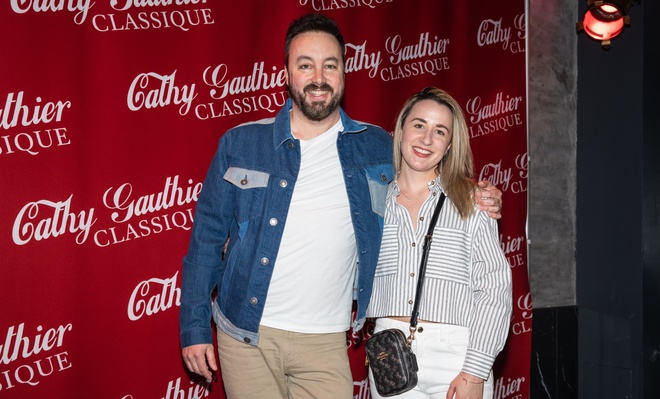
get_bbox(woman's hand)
[446,371,485,399]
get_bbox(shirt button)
[261,257,269,265]
[269,218,278,226]
[408,299,413,304]
[418,327,424,333]
[250,297,258,305]
[279,180,288,188]
[419,216,425,221]
[410,272,415,277]
[244,337,251,343]
[412,242,416,247]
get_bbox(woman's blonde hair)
[393,87,476,219]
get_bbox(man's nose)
[312,68,325,84]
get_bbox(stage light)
[576,0,634,49]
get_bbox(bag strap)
[407,192,446,343]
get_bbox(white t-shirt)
[260,120,358,333]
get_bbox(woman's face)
[399,99,453,177]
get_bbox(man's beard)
[291,83,343,122]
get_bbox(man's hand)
[182,344,218,383]
[475,180,503,220]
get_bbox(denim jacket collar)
[273,99,368,149]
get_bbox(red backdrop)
[0,1,530,398]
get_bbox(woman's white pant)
[368,318,494,399]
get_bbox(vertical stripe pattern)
[367,177,512,380]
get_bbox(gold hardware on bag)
[407,326,417,346]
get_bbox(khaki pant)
[217,325,353,399]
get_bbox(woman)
[366,87,512,399]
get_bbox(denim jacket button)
[250,297,258,305]
[279,180,288,188]
[244,337,251,343]
[260,257,269,265]
[269,218,278,226]
[288,142,294,149]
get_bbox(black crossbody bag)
[365,193,447,397]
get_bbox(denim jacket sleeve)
[179,134,233,348]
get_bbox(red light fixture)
[576,0,634,49]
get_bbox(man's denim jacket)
[180,99,394,348]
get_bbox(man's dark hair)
[284,13,345,66]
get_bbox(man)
[180,13,503,399]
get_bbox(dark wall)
[576,1,658,398]
[528,0,660,397]
[642,0,660,396]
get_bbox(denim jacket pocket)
[224,167,270,189]
[224,167,270,220]
[365,165,394,217]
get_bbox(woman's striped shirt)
[366,177,513,380]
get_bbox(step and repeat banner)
[0,1,529,398]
